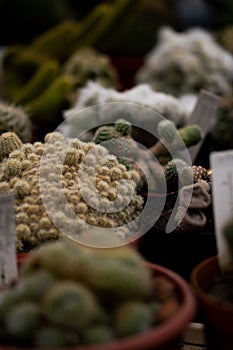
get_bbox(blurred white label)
[189,90,220,163]
[0,192,18,286]
[210,150,233,269]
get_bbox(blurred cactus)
[63,47,119,89]
[136,26,233,97]
[0,239,181,347]
[211,96,233,148]
[0,102,32,142]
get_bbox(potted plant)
[191,215,233,350]
[0,239,196,350]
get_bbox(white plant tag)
[188,90,221,163]
[210,150,233,270]
[0,192,18,286]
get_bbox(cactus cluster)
[136,26,233,97]
[62,81,198,149]
[0,131,143,252]
[0,240,180,347]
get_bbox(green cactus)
[69,0,139,52]
[42,281,101,331]
[83,325,115,345]
[25,75,74,123]
[178,125,202,148]
[114,300,154,337]
[2,48,50,100]
[14,60,60,105]
[0,104,32,143]
[78,247,153,301]
[30,20,81,61]
[165,158,188,192]
[0,290,23,324]
[34,326,67,348]
[16,270,56,302]
[5,302,41,340]
[0,239,181,347]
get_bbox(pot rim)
[191,255,233,313]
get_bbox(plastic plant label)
[210,150,233,270]
[0,192,18,286]
[188,90,220,163]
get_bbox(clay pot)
[191,256,233,350]
[0,262,196,350]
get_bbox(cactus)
[34,326,67,348]
[0,103,32,143]
[83,325,115,345]
[164,158,188,192]
[43,281,101,331]
[136,27,233,97]
[5,302,41,340]
[211,96,233,148]
[76,247,153,301]
[30,20,81,61]
[0,131,143,252]
[63,46,119,88]
[0,131,23,160]
[15,270,55,301]
[114,300,154,337]
[25,75,74,123]
[14,60,60,105]
[151,120,202,157]
[0,239,181,347]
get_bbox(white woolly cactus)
[136,26,233,97]
[0,131,143,252]
[61,81,196,141]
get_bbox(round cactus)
[0,102,32,142]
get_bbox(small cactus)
[0,103,32,142]
[0,132,23,160]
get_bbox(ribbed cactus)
[0,103,32,142]
[0,131,23,160]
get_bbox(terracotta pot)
[191,256,233,350]
[0,262,196,350]
[17,253,30,268]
